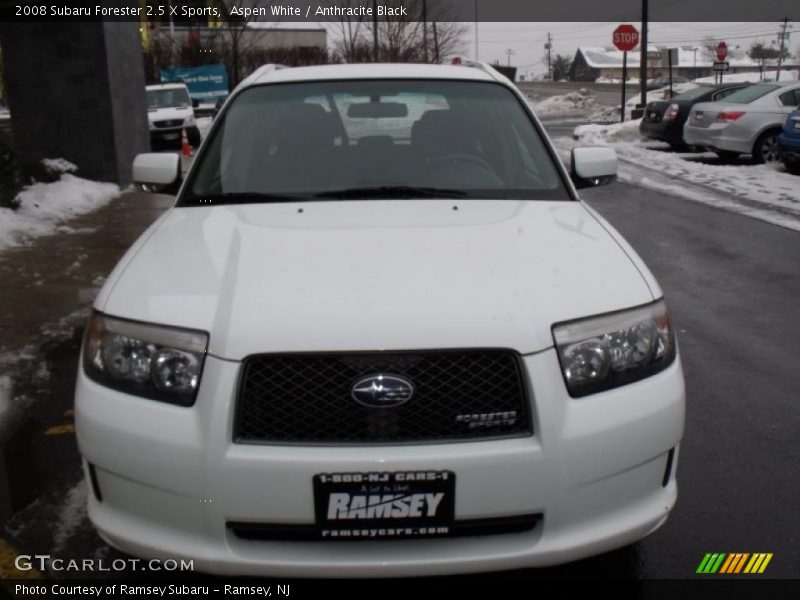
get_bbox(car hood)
[98,200,655,359]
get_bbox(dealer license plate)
[313,471,455,540]
[163,133,179,140]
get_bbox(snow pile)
[573,119,644,145]
[0,165,120,252]
[42,158,78,176]
[530,89,598,120]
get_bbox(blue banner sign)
[160,64,229,101]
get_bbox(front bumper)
[778,134,800,162]
[76,350,685,577]
[639,120,683,144]
[683,122,752,153]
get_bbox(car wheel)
[187,127,202,149]
[713,150,740,161]
[752,129,781,164]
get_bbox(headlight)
[184,115,196,127]
[82,312,208,406]
[553,299,676,397]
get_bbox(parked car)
[778,109,800,174]
[77,62,684,577]
[146,82,201,149]
[646,75,690,91]
[684,81,800,162]
[639,83,750,148]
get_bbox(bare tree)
[216,0,276,85]
[358,0,465,63]
[328,0,367,63]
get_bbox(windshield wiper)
[313,186,468,200]
[185,192,312,205]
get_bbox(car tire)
[187,126,202,149]
[751,129,781,164]
[713,150,740,161]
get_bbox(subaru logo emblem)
[351,374,414,408]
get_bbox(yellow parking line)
[0,537,41,579]
[44,423,75,436]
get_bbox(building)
[568,45,770,82]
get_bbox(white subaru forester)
[76,62,685,577]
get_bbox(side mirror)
[570,147,618,189]
[132,153,181,194]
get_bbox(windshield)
[721,84,779,104]
[183,80,569,204]
[672,86,714,101]
[147,88,191,109]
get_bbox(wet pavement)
[1,176,799,581]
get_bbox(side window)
[778,89,800,107]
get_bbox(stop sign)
[613,24,640,52]
[716,41,728,62]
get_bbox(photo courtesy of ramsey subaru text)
[75,63,685,577]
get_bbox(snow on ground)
[197,116,214,141]
[528,89,599,120]
[52,479,88,553]
[553,120,800,232]
[0,164,120,252]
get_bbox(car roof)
[247,63,502,88]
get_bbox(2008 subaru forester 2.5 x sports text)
[76,62,685,577]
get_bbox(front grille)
[235,350,531,444]
[153,119,183,128]
[228,514,541,542]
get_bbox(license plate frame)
[313,470,455,540]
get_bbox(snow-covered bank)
[553,121,800,233]
[528,89,599,120]
[0,162,121,252]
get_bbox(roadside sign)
[613,24,639,52]
[613,25,639,124]
[661,48,679,68]
[713,61,730,72]
[716,41,728,62]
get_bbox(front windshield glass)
[147,88,191,109]
[184,79,569,204]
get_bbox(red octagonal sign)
[613,24,640,52]
[716,41,728,62]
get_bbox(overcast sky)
[468,22,797,77]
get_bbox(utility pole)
[640,0,648,108]
[506,48,515,67]
[545,33,552,80]
[776,17,789,80]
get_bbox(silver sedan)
[684,81,800,163]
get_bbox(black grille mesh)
[236,350,531,444]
